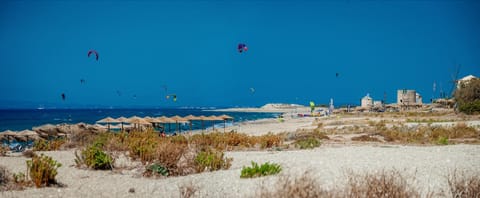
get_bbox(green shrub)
[437,136,449,145]
[240,161,282,178]
[194,149,232,172]
[33,139,65,151]
[295,138,321,149]
[458,100,480,115]
[75,145,113,170]
[144,163,169,177]
[26,154,61,187]
[13,172,26,184]
[455,78,480,114]
[33,139,49,151]
[127,130,158,163]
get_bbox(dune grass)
[447,170,480,198]
[257,169,421,198]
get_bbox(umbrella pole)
[202,121,204,131]
[190,121,192,131]
[212,121,215,131]
[224,120,226,133]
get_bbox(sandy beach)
[1,110,480,198]
[1,145,479,198]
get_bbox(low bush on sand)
[127,130,159,163]
[143,163,169,177]
[178,181,199,198]
[0,166,30,191]
[69,129,237,177]
[26,154,62,187]
[295,137,321,149]
[0,146,8,156]
[190,132,282,151]
[351,135,381,142]
[257,171,332,198]
[155,140,189,176]
[436,136,449,145]
[257,169,420,198]
[258,133,283,149]
[447,170,480,198]
[33,139,66,151]
[75,145,114,170]
[345,169,419,198]
[195,148,232,172]
[241,161,281,178]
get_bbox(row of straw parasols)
[0,129,40,142]
[96,114,234,132]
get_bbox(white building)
[373,101,383,108]
[361,94,373,108]
[457,75,478,89]
[416,93,422,105]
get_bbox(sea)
[0,108,281,132]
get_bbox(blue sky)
[0,0,479,108]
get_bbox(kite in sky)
[238,43,248,53]
[166,94,177,102]
[87,50,99,61]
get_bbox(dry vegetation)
[315,116,479,145]
[0,167,34,192]
[447,170,480,198]
[257,169,420,198]
[351,135,381,142]
[256,169,480,198]
[178,181,199,198]
[0,146,8,157]
[68,130,289,178]
[374,122,479,144]
[344,169,420,198]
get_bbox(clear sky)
[1,0,479,108]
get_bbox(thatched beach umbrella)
[205,116,223,131]
[116,116,128,131]
[144,116,164,130]
[128,116,152,128]
[17,130,40,142]
[97,117,119,131]
[197,116,208,131]
[184,115,198,131]
[219,114,234,132]
[170,116,189,133]
[157,116,176,133]
[0,130,17,142]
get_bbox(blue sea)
[0,108,280,132]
